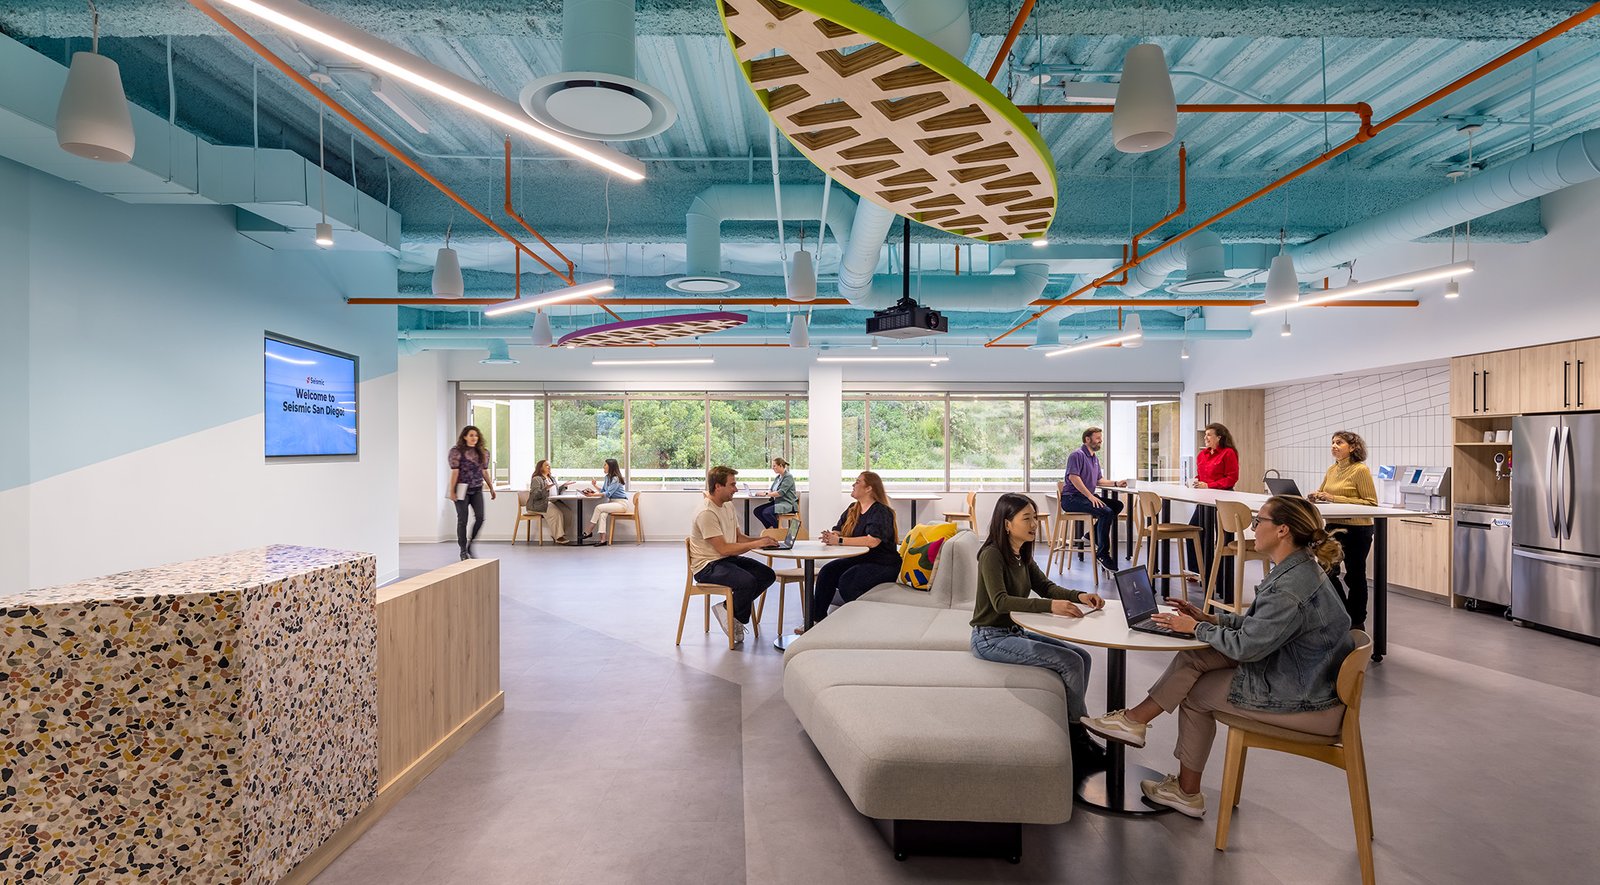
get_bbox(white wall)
[397,351,455,543]
[0,158,401,591]
[1180,177,1600,459]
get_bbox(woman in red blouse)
[1187,423,1239,579]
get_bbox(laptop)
[771,519,802,550]
[1113,567,1194,638]
[1264,477,1303,497]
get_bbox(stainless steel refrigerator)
[1513,413,1600,641]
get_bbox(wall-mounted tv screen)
[264,333,359,457]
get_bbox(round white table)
[1011,603,1208,816]
[751,541,868,650]
[892,491,945,526]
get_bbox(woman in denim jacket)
[1082,495,1354,818]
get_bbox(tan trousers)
[1148,647,1345,772]
[591,499,633,533]
[540,503,568,541]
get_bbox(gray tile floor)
[315,539,1600,885]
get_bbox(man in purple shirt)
[1062,427,1127,573]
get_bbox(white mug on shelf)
[1482,430,1495,443]
[1496,429,1511,443]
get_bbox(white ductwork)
[520,0,676,141]
[836,1,976,304]
[1120,239,1276,297]
[0,33,400,251]
[858,263,1051,310]
[685,184,857,275]
[1291,128,1600,273]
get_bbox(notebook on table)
[1113,567,1194,638]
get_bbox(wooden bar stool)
[1204,500,1272,614]
[777,512,802,533]
[512,491,547,545]
[1215,631,1376,885]
[1133,491,1203,591]
[1045,510,1100,586]
[941,491,977,531]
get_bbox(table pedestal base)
[1075,763,1174,816]
[774,632,800,651]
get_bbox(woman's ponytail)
[1308,527,1344,572]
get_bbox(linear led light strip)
[1251,261,1475,315]
[483,279,615,317]
[592,358,716,366]
[211,0,645,181]
[816,356,951,363]
[1044,331,1142,357]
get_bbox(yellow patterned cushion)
[897,523,960,591]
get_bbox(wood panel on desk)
[376,559,502,786]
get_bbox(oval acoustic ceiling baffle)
[718,0,1056,243]
[556,312,748,347]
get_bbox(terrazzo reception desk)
[0,546,379,884]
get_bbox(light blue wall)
[0,160,29,492]
[4,157,399,489]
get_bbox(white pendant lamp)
[789,313,809,348]
[786,249,817,302]
[1121,312,1144,348]
[1181,343,1190,360]
[1444,279,1461,299]
[530,311,554,346]
[1280,318,1293,337]
[1263,254,1299,307]
[1112,44,1176,154]
[56,2,135,163]
[314,105,333,248]
[432,224,464,298]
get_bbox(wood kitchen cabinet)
[1387,515,1450,599]
[1450,351,1521,417]
[1520,342,1576,413]
[1576,338,1600,411]
[1192,388,1264,492]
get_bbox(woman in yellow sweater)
[1307,430,1378,629]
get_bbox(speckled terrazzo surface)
[0,546,379,884]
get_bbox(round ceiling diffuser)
[666,276,741,294]
[557,312,747,347]
[521,73,677,141]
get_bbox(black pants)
[1186,508,1228,578]
[455,487,485,550]
[695,557,777,624]
[753,501,779,529]
[1062,493,1123,562]
[811,558,900,625]
[1330,524,1375,627]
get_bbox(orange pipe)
[987,3,1600,346]
[1096,245,1130,287]
[986,0,1039,83]
[187,1,575,283]
[1016,103,1376,135]
[503,140,574,280]
[1131,144,1185,254]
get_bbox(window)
[949,397,1025,490]
[628,397,707,489]
[841,399,867,474]
[866,398,945,488]
[709,398,790,479]
[549,398,624,481]
[788,399,809,485]
[1029,398,1107,490]
[468,398,513,487]
[1136,400,1182,482]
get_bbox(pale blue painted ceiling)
[6,1,1600,327]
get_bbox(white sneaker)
[1140,774,1206,818]
[733,620,747,644]
[1079,710,1148,748]
[712,601,733,639]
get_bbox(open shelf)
[1455,442,1515,447]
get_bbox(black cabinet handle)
[1565,360,1571,409]
[1472,370,1479,413]
[1484,369,1491,412]
[1580,360,1586,408]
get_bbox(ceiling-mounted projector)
[866,295,948,340]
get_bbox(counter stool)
[777,512,802,533]
[1215,630,1376,885]
[1133,491,1203,594]
[1204,500,1272,614]
[512,491,547,545]
[941,491,977,532]
[1046,510,1100,586]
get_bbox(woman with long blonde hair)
[803,471,901,630]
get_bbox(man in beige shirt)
[691,466,779,644]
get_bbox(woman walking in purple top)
[447,425,497,560]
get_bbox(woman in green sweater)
[971,492,1108,771]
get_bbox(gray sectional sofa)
[781,531,1074,862]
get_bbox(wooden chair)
[677,539,737,650]
[753,526,807,636]
[941,491,977,531]
[1132,491,1203,592]
[511,491,547,545]
[1045,509,1100,586]
[777,512,803,533]
[1215,630,1376,885]
[606,492,645,545]
[1204,500,1272,614]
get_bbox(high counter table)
[1134,482,1413,662]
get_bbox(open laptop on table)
[770,518,802,550]
[1264,477,1303,497]
[1113,567,1194,638]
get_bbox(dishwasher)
[1454,504,1513,609]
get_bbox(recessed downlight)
[666,276,740,294]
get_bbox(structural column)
[807,364,844,531]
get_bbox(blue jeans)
[971,625,1093,723]
[1062,492,1122,561]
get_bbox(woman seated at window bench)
[525,459,571,544]
[583,458,632,545]
[800,471,900,632]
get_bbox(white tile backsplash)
[1263,365,1451,495]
